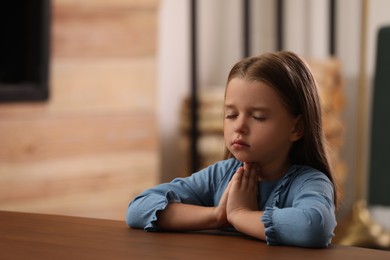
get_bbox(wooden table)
[0,210,389,259]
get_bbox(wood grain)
[1,211,389,259]
[0,0,159,220]
[52,0,158,58]
[0,152,157,220]
[0,113,157,162]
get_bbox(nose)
[234,115,248,134]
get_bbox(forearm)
[157,203,229,231]
[262,206,336,247]
[228,210,266,241]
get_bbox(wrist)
[227,208,247,228]
[228,209,266,240]
[213,206,229,228]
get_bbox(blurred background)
[0,0,389,250]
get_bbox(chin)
[232,154,252,163]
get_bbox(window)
[0,0,50,102]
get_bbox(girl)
[126,51,337,248]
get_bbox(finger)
[244,162,259,182]
[232,166,244,180]
[243,162,252,172]
[231,166,244,189]
[242,165,258,191]
[252,164,262,180]
[247,173,258,191]
[219,182,230,205]
[249,166,259,182]
[225,179,233,195]
[240,166,250,189]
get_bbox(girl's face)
[224,78,302,178]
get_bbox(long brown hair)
[223,51,338,206]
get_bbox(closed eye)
[253,116,267,121]
[225,114,238,119]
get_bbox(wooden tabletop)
[0,210,389,259]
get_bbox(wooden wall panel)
[0,152,157,220]
[50,58,156,113]
[52,7,157,58]
[0,0,159,220]
[54,0,159,9]
[0,113,157,162]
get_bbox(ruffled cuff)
[261,206,278,245]
[144,190,181,231]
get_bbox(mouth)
[231,139,250,149]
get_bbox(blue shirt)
[126,158,336,248]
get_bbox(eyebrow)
[224,104,271,112]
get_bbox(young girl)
[126,51,337,248]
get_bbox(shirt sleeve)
[126,160,236,231]
[261,172,337,248]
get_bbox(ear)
[290,115,304,142]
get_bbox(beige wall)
[0,0,159,220]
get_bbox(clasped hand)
[214,162,261,228]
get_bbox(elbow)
[266,207,336,248]
[295,223,335,248]
[292,210,336,248]
[126,201,151,229]
[125,195,162,231]
[126,204,140,228]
